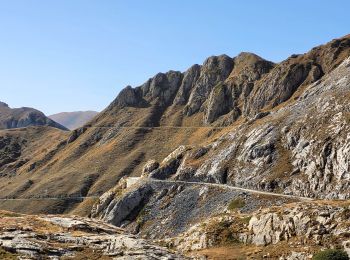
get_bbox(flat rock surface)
[0,211,186,259]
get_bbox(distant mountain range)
[49,111,98,130]
[0,101,67,130]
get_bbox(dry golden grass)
[69,198,99,216]
[191,239,324,260]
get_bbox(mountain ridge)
[0,102,68,131]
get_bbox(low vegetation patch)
[312,249,349,260]
[240,216,252,224]
[0,211,22,218]
[0,247,17,260]
[227,198,245,211]
[207,220,240,245]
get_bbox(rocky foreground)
[0,211,184,259]
[89,176,350,259]
[3,176,345,259]
[167,201,350,259]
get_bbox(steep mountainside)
[92,48,350,257]
[0,127,69,178]
[0,34,349,215]
[0,102,67,130]
[49,111,98,130]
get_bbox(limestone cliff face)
[148,55,350,199]
[108,53,273,126]
[164,201,350,258]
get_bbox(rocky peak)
[173,64,202,106]
[184,55,234,116]
[111,70,183,110]
[101,35,350,127]
[146,71,183,106]
[229,52,275,80]
[204,52,275,124]
[111,85,145,108]
[244,35,350,116]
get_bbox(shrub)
[227,198,245,211]
[240,216,252,224]
[312,249,349,260]
[0,248,17,260]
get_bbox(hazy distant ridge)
[49,111,98,130]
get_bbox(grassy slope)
[0,35,349,214]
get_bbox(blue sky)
[0,1,349,115]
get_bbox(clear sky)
[0,0,349,115]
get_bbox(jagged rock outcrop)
[105,52,275,127]
[163,55,350,199]
[245,203,350,247]
[245,36,350,116]
[204,52,275,124]
[149,145,191,179]
[92,175,298,241]
[164,201,350,259]
[0,102,67,130]
[173,64,201,106]
[142,159,160,177]
[105,36,350,126]
[184,55,234,116]
[92,181,153,227]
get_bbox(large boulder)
[149,145,191,180]
[142,160,160,177]
[93,183,153,227]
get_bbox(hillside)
[0,34,349,216]
[0,34,350,259]
[0,102,67,130]
[0,126,69,178]
[49,111,98,130]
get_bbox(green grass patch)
[0,247,17,260]
[240,216,252,224]
[227,198,245,211]
[312,249,349,260]
[0,211,22,218]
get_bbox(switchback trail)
[0,196,99,201]
[148,178,314,201]
[0,178,313,201]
